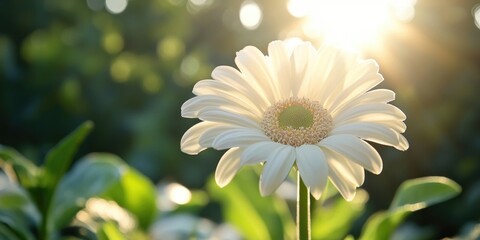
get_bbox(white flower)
[181,40,408,201]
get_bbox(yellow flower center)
[261,97,332,147]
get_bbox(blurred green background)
[1,0,479,238]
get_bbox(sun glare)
[287,0,417,51]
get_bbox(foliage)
[0,122,157,239]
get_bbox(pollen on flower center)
[278,104,313,129]
[261,97,333,147]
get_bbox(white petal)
[323,148,365,187]
[198,124,242,149]
[180,121,218,155]
[327,162,357,201]
[235,46,279,103]
[212,128,269,150]
[331,122,409,151]
[259,146,296,196]
[319,134,383,174]
[329,59,383,111]
[198,109,260,129]
[268,41,292,97]
[291,42,316,96]
[344,59,381,88]
[333,103,407,126]
[211,66,270,111]
[295,145,328,200]
[311,48,358,108]
[181,95,259,120]
[330,89,396,117]
[377,120,407,133]
[298,44,339,99]
[192,80,264,118]
[215,147,243,187]
[241,141,284,165]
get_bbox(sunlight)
[287,0,417,51]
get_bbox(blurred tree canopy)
[1,0,480,238]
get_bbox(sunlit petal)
[212,66,270,111]
[333,103,406,126]
[295,145,328,199]
[212,128,269,150]
[235,46,279,103]
[198,109,260,129]
[215,148,243,187]
[181,121,219,154]
[192,80,264,118]
[259,146,295,196]
[331,122,409,150]
[241,141,284,165]
[268,40,293,97]
[319,134,382,174]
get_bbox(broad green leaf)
[46,153,126,238]
[97,221,126,240]
[0,145,40,187]
[312,189,368,240]
[207,168,294,240]
[359,209,408,240]
[0,223,22,240]
[42,121,94,191]
[0,173,40,240]
[360,177,461,240]
[103,167,157,230]
[389,176,461,211]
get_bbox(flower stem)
[297,171,310,240]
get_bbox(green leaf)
[360,176,462,240]
[359,209,409,240]
[207,168,294,240]
[0,145,40,187]
[97,221,127,240]
[46,153,125,238]
[103,167,157,230]
[0,173,40,240]
[0,223,22,240]
[389,176,462,211]
[42,121,94,191]
[311,189,368,240]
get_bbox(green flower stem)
[297,171,311,240]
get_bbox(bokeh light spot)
[110,56,131,82]
[142,74,163,93]
[166,183,192,205]
[287,0,310,18]
[473,4,480,30]
[239,0,262,30]
[106,0,128,14]
[180,55,200,78]
[190,0,207,6]
[102,32,124,54]
[157,36,185,60]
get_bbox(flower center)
[261,97,332,147]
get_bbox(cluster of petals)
[181,40,408,201]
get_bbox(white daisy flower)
[181,40,408,201]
